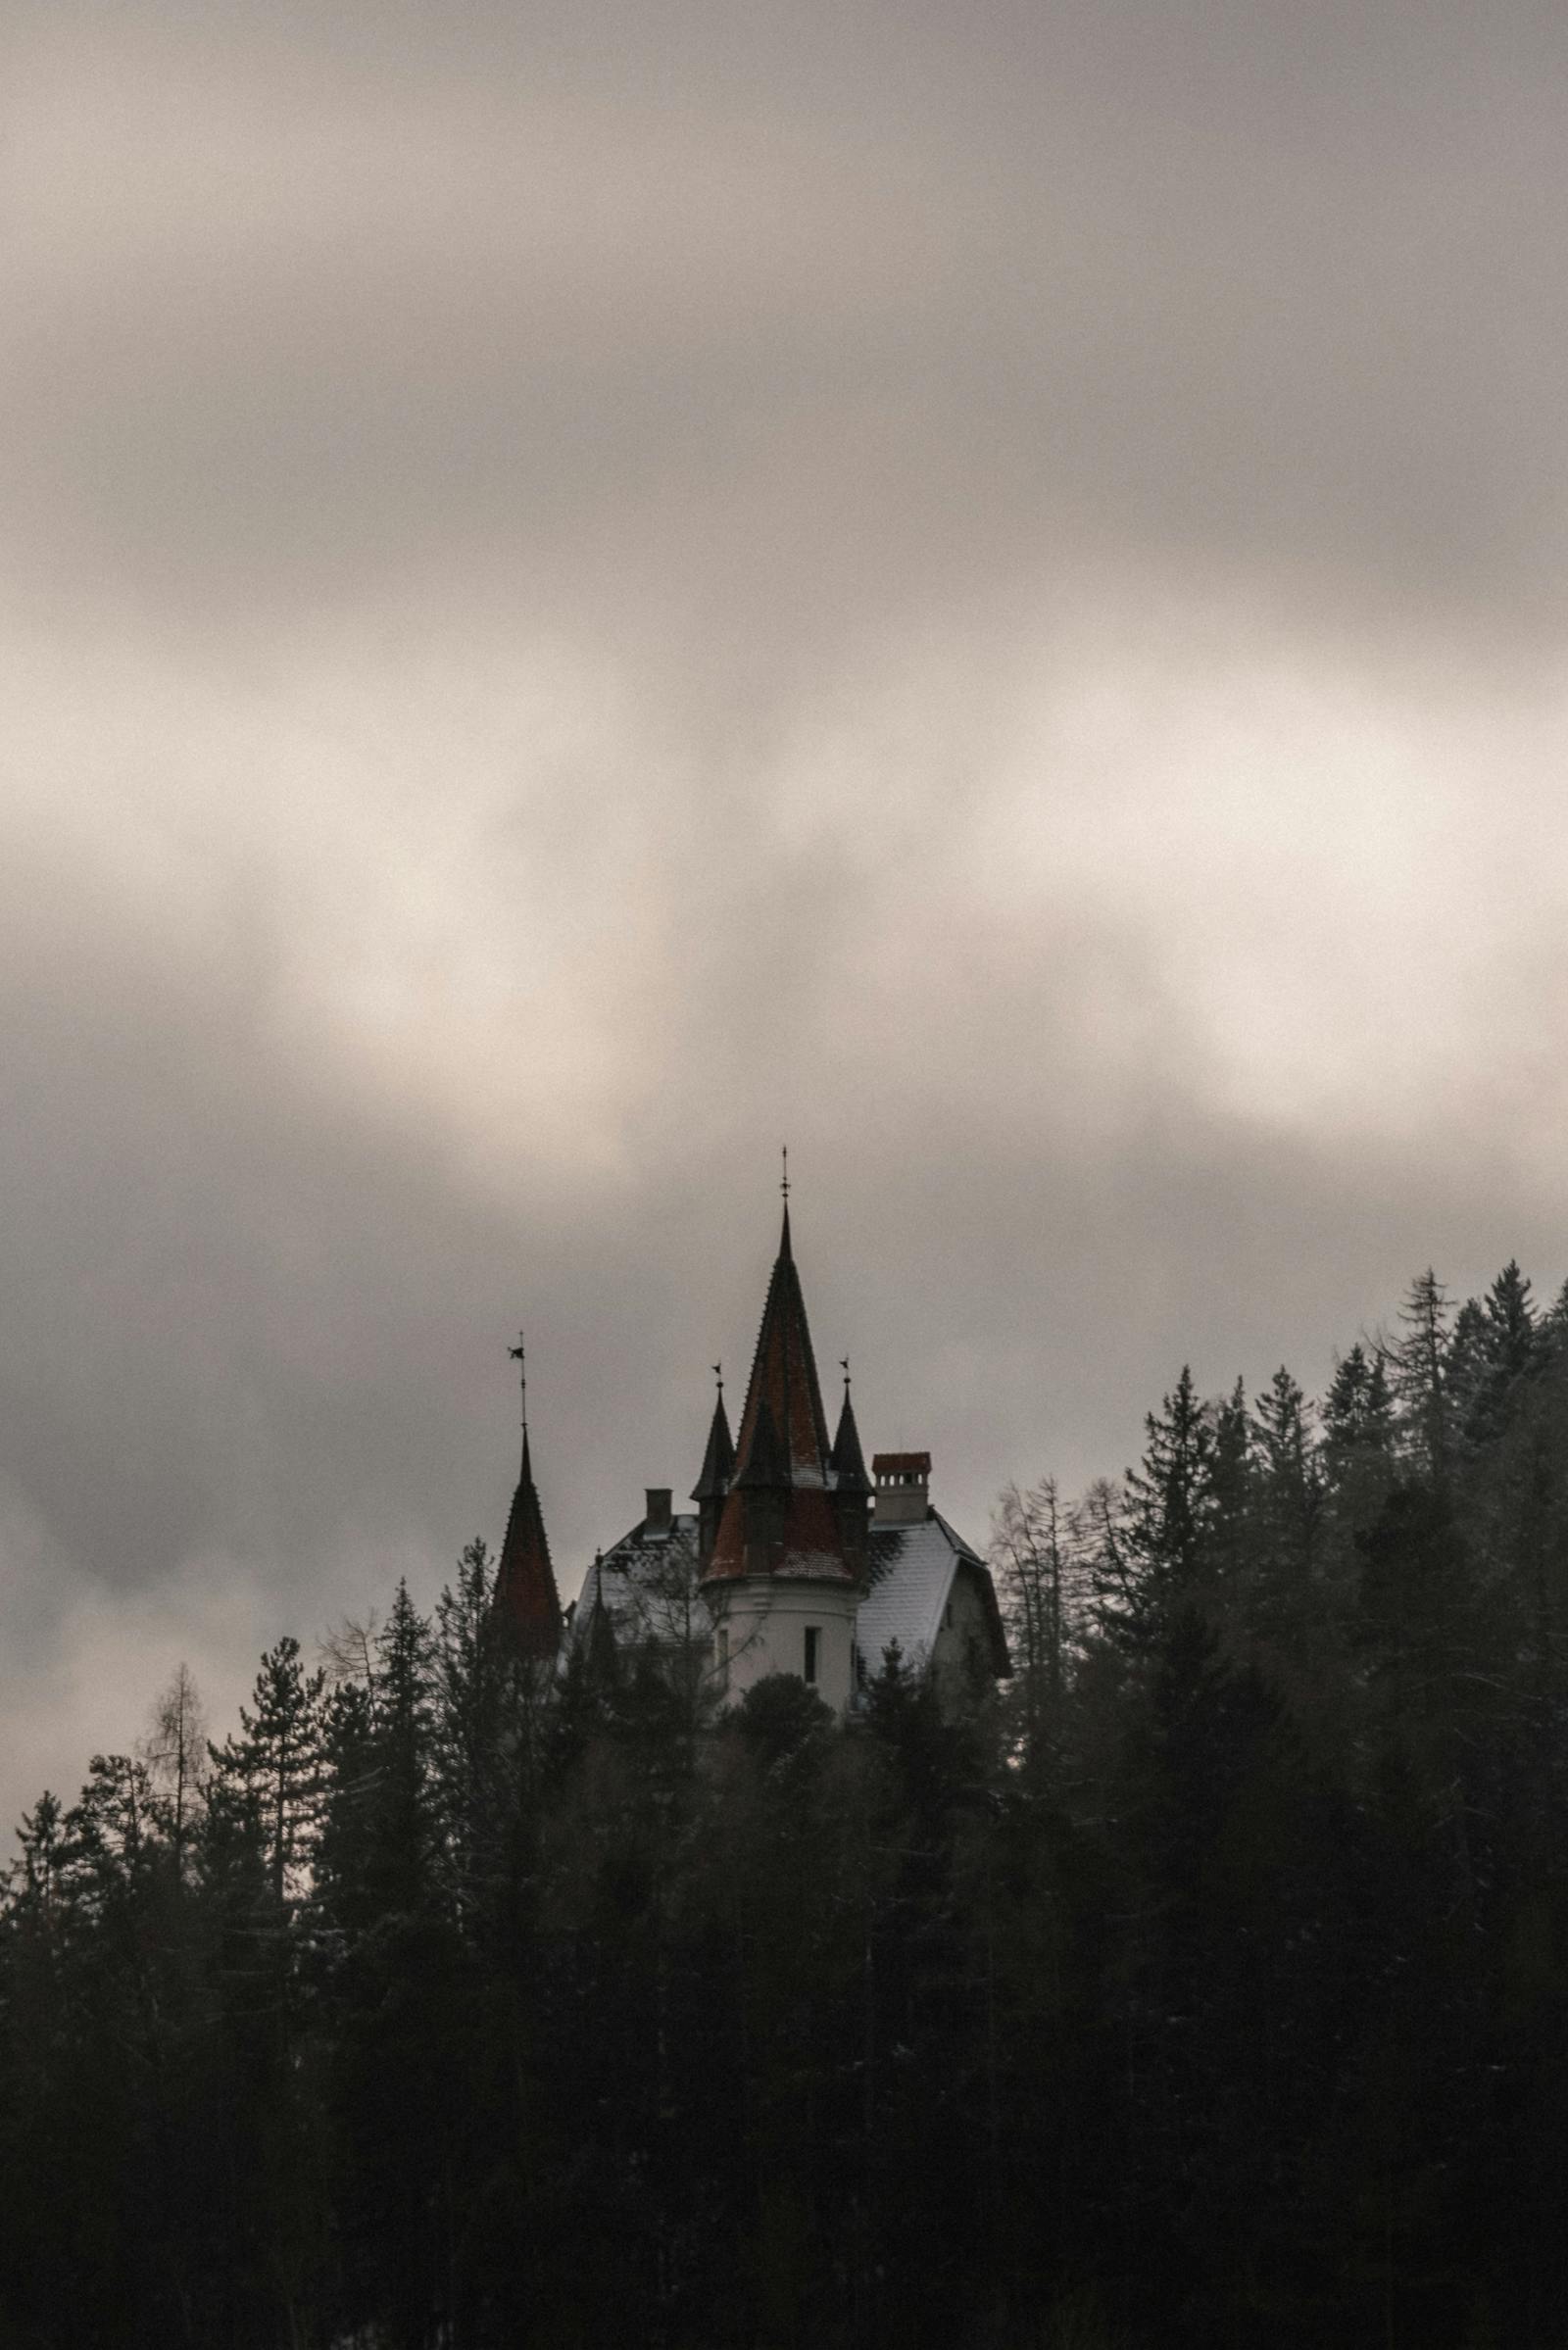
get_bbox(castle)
[490,1199,1008,1708]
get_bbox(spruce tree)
[1461,1259,1542,1450]
[1392,1268,1454,1487]
[1247,1365,1324,1658]
[209,1635,325,1909]
[1094,1367,1217,1655]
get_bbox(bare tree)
[319,1611,381,1688]
[141,1662,207,1875]
[991,1476,1076,1752]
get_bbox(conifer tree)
[1207,1375,1254,1596]
[1322,1341,1396,1460]
[1093,1367,1216,1654]
[210,1635,325,1908]
[1461,1259,1542,1450]
[1247,1366,1324,1657]
[1392,1268,1454,1487]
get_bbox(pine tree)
[1460,1259,1542,1451]
[210,1636,325,1909]
[433,1538,517,1935]
[320,1581,464,2346]
[1320,1342,1398,1564]
[1207,1376,1255,1597]
[1247,1366,1324,1657]
[1392,1268,1454,1487]
[1094,1368,1217,1655]
[1322,1342,1396,1460]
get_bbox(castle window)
[804,1625,820,1686]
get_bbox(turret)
[829,1374,872,1574]
[493,1337,563,1660]
[495,1424,564,1659]
[703,1188,863,1710]
[691,1373,735,1572]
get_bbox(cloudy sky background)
[5,0,1568,1825]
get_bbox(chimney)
[645,1487,673,1537]
[871,1452,930,1527]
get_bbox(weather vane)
[780,1144,790,1202]
[840,1354,851,1394]
[713,1360,724,1396]
[508,1331,527,1433]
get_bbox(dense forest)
[5,1264,1568,2348]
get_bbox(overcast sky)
[5,0,1568,1825]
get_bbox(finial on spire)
[508,1332,529,1475]
[840,1354,851,1395]
[780,1144,790,1202]
[713,1360,724,1396]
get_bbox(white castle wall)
[709,1576,859,1714]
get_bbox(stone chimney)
[871,1452,930,1527]
[645,1487,673,1536]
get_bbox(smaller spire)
[830,1378,871,1493]
[692,1372,736,1502]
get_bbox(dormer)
[871,1451,930,1527]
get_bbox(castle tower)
[494,1343,563,1660]
[691,1374,735,1573]
[829,1371,872,1576]
[702,1199,863,1709]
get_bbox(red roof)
[873,1451,930,1478]
[729,1204,833,1487]
[707,1480,855,1583]
[704,1206,859,1586]
[494,1430,563,1657]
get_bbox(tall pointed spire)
[704,1191,858,1586]
[494,1336,563,1658]
[727,1189,833,1492]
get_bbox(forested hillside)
[5,1264,1568,2349]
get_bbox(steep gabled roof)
[569,1512,702,1657]
[494,1428,564,1659]
[858,1511,1009,1679]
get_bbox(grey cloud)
[7,0,1568,648]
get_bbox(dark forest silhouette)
[6,1261,1568,2347]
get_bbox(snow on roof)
[569,1498,1006,1680]
[857,1509,981,1672]
[569,1512,701,1651]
